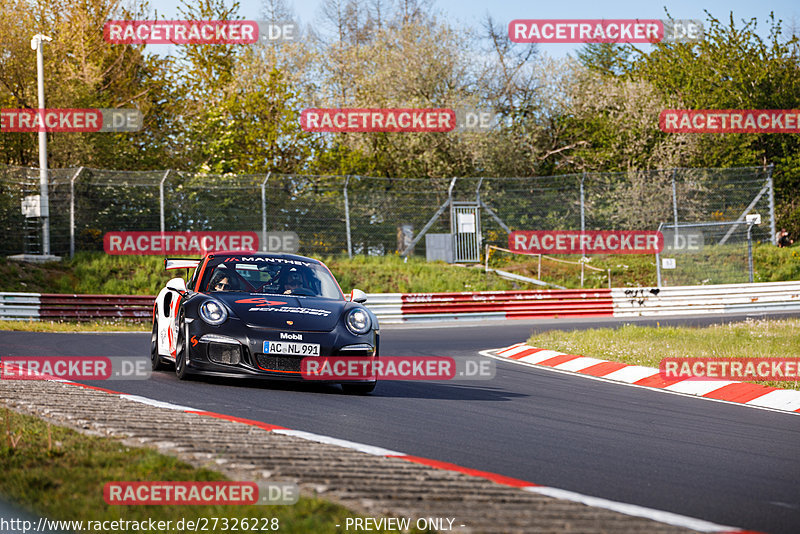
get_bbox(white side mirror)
[166,277,187,295]
[349,289,367,303]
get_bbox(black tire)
[175,311,191,380]
[341,381,376,395]
[150,319,166,371]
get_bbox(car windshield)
[203,257,342,299]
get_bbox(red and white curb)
[490,343,800,415]
[14,378,750,533]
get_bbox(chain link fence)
[0,164,775,263]
[656,221,759,286]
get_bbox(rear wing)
[164,258,201,270]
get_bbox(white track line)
[525,487,741,533]
[481,348,800,417]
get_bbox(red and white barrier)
[1,282,798,323]
[378,289,614,323]
[0,293,153,321]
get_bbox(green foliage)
[0,0,178,169]
[628,12,800,170]
[754,242,800,282]
[576,43,632,76]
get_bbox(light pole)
[31,33,52,256]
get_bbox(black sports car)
[151,252,379,394]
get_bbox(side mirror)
[349,288,367,303]
[167,277,187,296]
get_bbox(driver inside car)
[208,268,239,292]
[282,268,305,294]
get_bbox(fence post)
[656,222,663,287]
[580,173,585,286]
[344,175,352,258]
[580,173,585,235]
[767,163,776,245]
[159,170,169,232]
[69,167,84,258]
[747,222,754,283]
[671,168,679,248]
[261,172,271,251]
[476,177,484,260]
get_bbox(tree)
[576,43,631,77]
[629,11,800,235]
[0,0,176,169]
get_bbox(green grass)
[0,407,426,533]
[0,320,147,332]
[322,254,515,293]
[0,252,518,296]
[526,318,800,390]
[0,244,797,297]
[489,243,800,289]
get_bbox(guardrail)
[375,290,614,322]
[612,281,800,317]
[1,282,798,324]
[0,293,153,321]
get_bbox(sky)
[148,0,800,58]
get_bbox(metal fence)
[0,164,775,259]
[656,221,759,286]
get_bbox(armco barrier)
[0,292,40,320]
[39,294,154,320]
[2,283,799,323]
[612,281,800,317]
[0,293,153,321]
[395,290,613,322]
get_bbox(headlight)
[199,299,228,325]
[345,308,371,335]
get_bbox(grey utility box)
[425,233,454,263]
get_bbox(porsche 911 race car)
[151,252,379,394]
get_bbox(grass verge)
[490,243,800,289]
[0,406,424,533]
[526,318,800,391]
[0,320,147,332]
[0,252,517,296]
[2,244,797,296]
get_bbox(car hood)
[215,293,346,332]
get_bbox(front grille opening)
[255,354,302,373]
[208,342,241,365]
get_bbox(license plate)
[264,341,320,356]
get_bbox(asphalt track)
[2,312,799,534]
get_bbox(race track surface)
[2,313,799,533]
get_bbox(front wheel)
[151,319,166,371]
[341,382,376,395]
[175,311,191,380]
